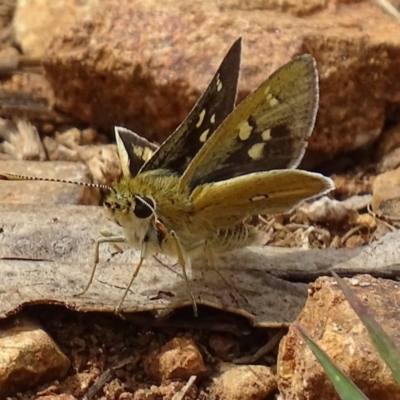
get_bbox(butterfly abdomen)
[209,224,258,253]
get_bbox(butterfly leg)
[153,255,179,276]
[169,230,198,317]
[204,246,248,304]
[100,229,124,253]
[115,246,147,313]
[74,234,126,297]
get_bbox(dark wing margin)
[140,38,242,175]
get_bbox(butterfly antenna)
[0,173,111,191]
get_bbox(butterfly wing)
[179,55,319,192]
[138,38,242,175]
[115,126,159,177]
[191,170,333,226]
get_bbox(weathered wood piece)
[0,204,398,327]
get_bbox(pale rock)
[144,337,206,381]
[277,275,400,400]
[210,363,276,400]
[0,316,70,397]
[13,0,99,57]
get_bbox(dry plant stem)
[172,375,197,400]
[340,225,365,246]
[233,330,285,364]
[82,355,135,400]
[0,55,41,75]
[376,0,400,21]
[376,217,397,232]
[368,205,399,230]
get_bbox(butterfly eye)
[133,196,155,219]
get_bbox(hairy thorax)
[105,170,259,257]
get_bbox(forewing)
[140,38,242,175]
[179,55,319,192]
[191,170,333,226]
[115,127,158,177]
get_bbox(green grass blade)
[296,324,369,400]
[332,272,400,386]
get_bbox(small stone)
[371,167,400,217]
[210,363,276,400]
[208,333,240,360]
[144,337,206,381]
[0,316,70,397]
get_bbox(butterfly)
[0,38,334,316]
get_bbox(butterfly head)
[104,188,155,225]
[103,189,168,250]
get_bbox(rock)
[133,380,198,400]
[371,167,400,219]
[378,147,400,174]
[13,0,99,57]
[11,0,334,58]
[209,363,276,400]
[144,337,206,381]
[208,333,240,361]
[277,275,400,400]
[39,1,400,165]
[0,316,70,397]
[376,124,400,172]
[0,160,100,205]
[298,196,358,223]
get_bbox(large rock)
[277,275,400,400]
[14,1,400,164]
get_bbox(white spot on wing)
[238,120,252,141]
[199,129,210,142]
[142,147,154,161]
[266,93,279,107]
[248,143,264,160]
[261,129,271,141]
[133,147,144,158]
[251,195,268,201]
[210,114,216,124]
[196,109,206,128]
